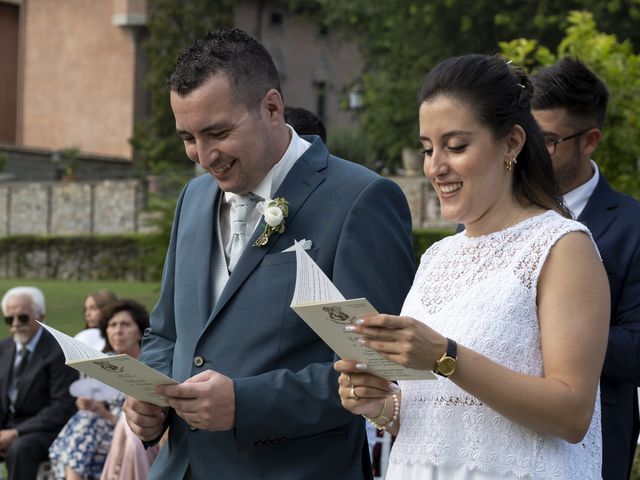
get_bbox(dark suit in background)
[579,172,640,480]
[530,57,640,478]
[0,329,78,480]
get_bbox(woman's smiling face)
[419,95,517,236]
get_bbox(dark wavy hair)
[167,27,281,113]
[530,57,609,130]
[100,299,149,353]
[418,54,569,216]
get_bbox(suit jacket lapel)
[205,139,329,328]
[578,172,618,241]
[182,180,220,318]
[0,341,15,415]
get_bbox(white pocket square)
[282,239,312,252]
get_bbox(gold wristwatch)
[433,338,457,377]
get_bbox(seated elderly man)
[0,286,77,480]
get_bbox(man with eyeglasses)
[0,286,77,480]
[532,58,640,480]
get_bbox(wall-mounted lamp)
[349,87,363,110]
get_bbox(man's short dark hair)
[530,58,609,129]
[167,27,281,112]
[284,106,327,142]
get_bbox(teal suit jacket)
[141,138,416,479]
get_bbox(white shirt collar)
[223,125,311,204]
[563,160,599,219]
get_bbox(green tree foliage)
[311,1,512,167]
[295,0,640,171]
[501,11,640,197]
[131,0,234,174]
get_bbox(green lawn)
[0,278,161,337]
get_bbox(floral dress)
[49,392,125,480]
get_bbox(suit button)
[193,356,204,367]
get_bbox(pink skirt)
[100,416,160,480]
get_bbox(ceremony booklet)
[290,242,434,381]
[38,322,177,406]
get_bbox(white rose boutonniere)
[253,197,289,247]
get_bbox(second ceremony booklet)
[38,322,177,406]
[290,242,434,381]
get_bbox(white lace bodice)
[390,211,602,479]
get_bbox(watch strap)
[445,337,457,359]
[433,338,457,377]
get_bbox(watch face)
[438,356,456,376]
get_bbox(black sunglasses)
[4,314,30,326]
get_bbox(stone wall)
[0,175,451,238]
[0,174,451,280]
[0,179,152,236]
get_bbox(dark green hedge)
[412,228,456,262]
[0,229,455,281]
[0,234,166,281]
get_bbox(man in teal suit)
[124,28,415,479]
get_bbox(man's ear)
[581,128,602,158]
[262,89,285,123]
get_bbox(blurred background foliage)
[135,0,640,199]
[131,0,234,175]
[285,0,640,196]
[500,10,640,196]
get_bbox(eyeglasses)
[4,314,30,326]
[544,127,594,155]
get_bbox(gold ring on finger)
[350,385,360,401]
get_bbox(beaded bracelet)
[387,392,399,428]
[363,398,387,424]
[362,393,399,431]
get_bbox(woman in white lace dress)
[335,54,609,480]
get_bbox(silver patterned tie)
[226,194,258,272]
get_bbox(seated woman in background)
[49,299,149,480]
[74,290,118,351]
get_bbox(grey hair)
[1,286,46,317]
